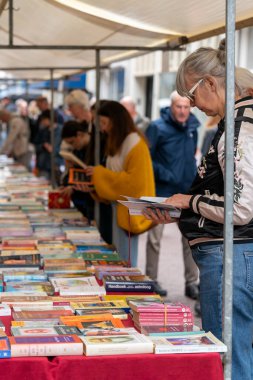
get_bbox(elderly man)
[120,96,150,132]
[145,91,200,297]
[65,90,92,124]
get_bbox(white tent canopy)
[0,0,253,79]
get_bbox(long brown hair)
[97,100,144,156]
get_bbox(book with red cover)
[48,192,70,209]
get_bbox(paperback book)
[11,325,82,336]
[10,335,84,356]
[150,332,227,354]
[118,196,181,218]
[81,333,153,356]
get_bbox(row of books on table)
[0,292,227,358]
[0,159,227,359]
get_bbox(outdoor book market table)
[0,316,224,380]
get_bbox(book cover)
[81,333,153,356]
[10,335,83,356]
[48,192,70,209]
[118,196,181,218]
[75,308,128,320]
[142,326,203,336]
[60,313,121,326]
[0,332,11,358]
[0,304,11,316]
[103,295,162,303]
[105,282,155,292]
[79,327,137,337]
[0,254,40,268]
[68,168,93,186]
[13,309,74,321]
[150,332,227,354]
[129,301,191,313]
[3,271,48,282]
[5,282,54,295]
[11,325,82,336]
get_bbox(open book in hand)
[117,196,181,218]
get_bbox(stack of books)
[128,301,194,333]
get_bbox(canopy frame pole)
[94,48,101,226]
[50,68,56,188]
[8,0,13,46]
[223,1,236,379]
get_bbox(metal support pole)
[24,79,29,98]
[8,0,13,46]
[223,1,236,379]
[50,69,56,188]
[94,49,100,226]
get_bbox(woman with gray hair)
[143,39,253,380]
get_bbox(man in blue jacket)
[145,91,200,297]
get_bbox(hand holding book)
[143,207,178,224]
[117,195,183,221]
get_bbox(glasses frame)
[187,78,204,100]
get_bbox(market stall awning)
[0,0,252,79]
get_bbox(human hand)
[85,166,94,176]
[143,207,177,224]
[43,143,53,152]
[164,194,192,209]
[73,183,94,193]
[58,186,73,197]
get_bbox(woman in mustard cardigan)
[84,100,155,266]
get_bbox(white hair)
[65,90,90,111]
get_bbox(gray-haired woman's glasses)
[187,79,204,101]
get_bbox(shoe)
[194,300,201,317]
[153,281,167,297]
[185,284,199,300]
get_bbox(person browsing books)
[59,120,95,222]
[75,100,155,266]
[144,91,200,297]
[143,39,253,380]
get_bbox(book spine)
[105,283,155,292]
[155,346,222,354]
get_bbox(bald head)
[120,96,137,119]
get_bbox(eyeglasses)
[187,78,204,100]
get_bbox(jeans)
[191,242,253,380]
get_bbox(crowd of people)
[1,37,252,379]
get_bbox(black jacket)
[179,97,253,243]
